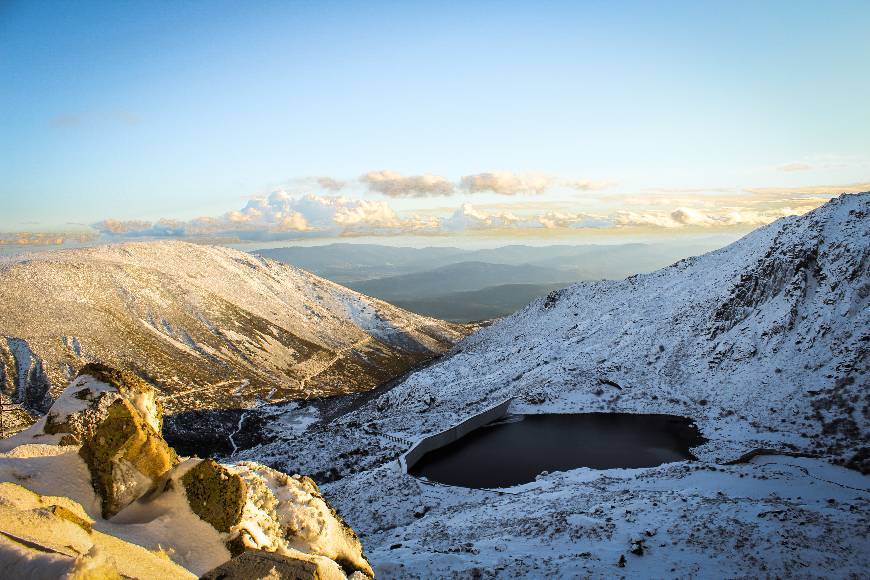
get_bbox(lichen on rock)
[181,458,247,534]
[79,398,178,517]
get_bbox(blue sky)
[1,1,868,243]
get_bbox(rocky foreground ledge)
[0,363,373,579]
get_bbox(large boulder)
[0,481,195,579]
[79,398,178,517]
[233,463,373,578]
[44,363,164,445]
[170,459,374,578]
[199,549,349,580]
[181,458,247,534]
[1,362,374,578]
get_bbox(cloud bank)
[84,182,860,242]
[0,232,97,246]
[92,192,434,241]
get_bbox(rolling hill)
[0,241,467,433]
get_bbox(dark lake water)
[409,413,706,488]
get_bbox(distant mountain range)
[391,283,572,321]
[0,241,466,433]
[348,261,573,301]
[257,240,733,283]
[257,239,733,321]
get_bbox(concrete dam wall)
[401,398,513,473]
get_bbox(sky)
[1,0,868,247]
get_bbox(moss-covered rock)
[79,398,179,517]
[44,362,164,443]
[181,458,247,534]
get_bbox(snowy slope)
[338,192,868,466]
[0,241,466,429]
[243,193,869,578]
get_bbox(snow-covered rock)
[229,461,374,577]
[0,481,195,579]
[1,364,178,517]
[163,457,374,577]
[44,363,164,444]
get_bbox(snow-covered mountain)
[0,241,466,432]
[243,193,869,577]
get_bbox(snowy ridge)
[363,192,869,465]
[242,193,868,578]
[0,241,466,428]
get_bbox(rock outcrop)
[78,397,178,517]
[231,462,374,578]
[44,362,164,445]
[0,481,195,579]
[161,458,375,577]
[0,362,373,578]
[0,362,179,518]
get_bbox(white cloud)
[93,191,433,240]
[91,181,850,241]
[442,204,612,231]
[669,207,718,227]
[536,211,612,229]
[614,206,810,229]
[460,172,552,195]
[360,170,454,197]
[231,191,410,233]
[92,219,154,235]
[442,203,522,230]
